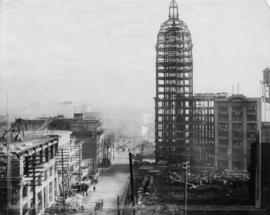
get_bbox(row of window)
[218,160,244,170]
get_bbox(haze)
[0,0,270,117]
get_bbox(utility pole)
[6,92,10,215]
[32,152,37,215]
[61,149,66,208]
[78,144,81,180]
[129,153,135,207]
[141,143,144,162]
[255,130,261,209]
[117,196,120,215]
[183,160,190,215]
[93,132,97,173]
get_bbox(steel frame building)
[155,0,193,163]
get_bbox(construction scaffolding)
[155,0,193,163]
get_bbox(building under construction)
[0,135,59,215]
[155,0,193,163]
[0,118,84,215]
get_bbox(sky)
[0,0,270,117]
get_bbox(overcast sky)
[0,0,270,117]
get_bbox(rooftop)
[0,135,57,156]
[9,136,56,154]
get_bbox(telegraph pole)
[6,92,10,215]
[117,196,120,215]
[141,143,144,162]
[255,130,261,209]
[129,153,135,207]
[32,152,37,215]
[183,160,189,215]
[61,149,66,208]
[78,144,82,191]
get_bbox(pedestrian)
[93,186,96,192]
[101,198,103,207]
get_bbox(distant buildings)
[60,101,91,118]
[21,112,116,174]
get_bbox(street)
[76,151,130,215]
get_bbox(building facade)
[214,94,261,172]
[261,122,270,143]
[191,93,228,169]
[70,117,104,173]
[155,0,193,163]
[0,136,59,215]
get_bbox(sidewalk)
[79,151,130,214]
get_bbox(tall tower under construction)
[155,0,193,163]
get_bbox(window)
[44,170,47,181]
[247,131,257,138]
[23,203,29,215]
[232,140,242,147]
[232,131,242,138]
[232,112,243,121]
[232,147,243,154]
[219,147,227,154]
[218,160,228,169]
[54,178,58,197]
[247,123,257,131]
[232,123,242,130]
[37,192,42,212]
[218,123,228,130]
[247,114,257,121]
[50,166,53,176]
[218,114,228,121]
[218,107,228,113]
[247,105,256,113]
[22,185,28,198]
[11,188,20,205]
[233,161,244,170]
[219,139,229,145]
[49,182,53,202]
[45,148,49,162]
[219,131,228,137]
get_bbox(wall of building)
[0,137,59,215]
[214,95,261,172]
[193,94,216,168]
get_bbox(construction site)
[152,0,270,214]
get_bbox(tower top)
[169,0,179,20]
